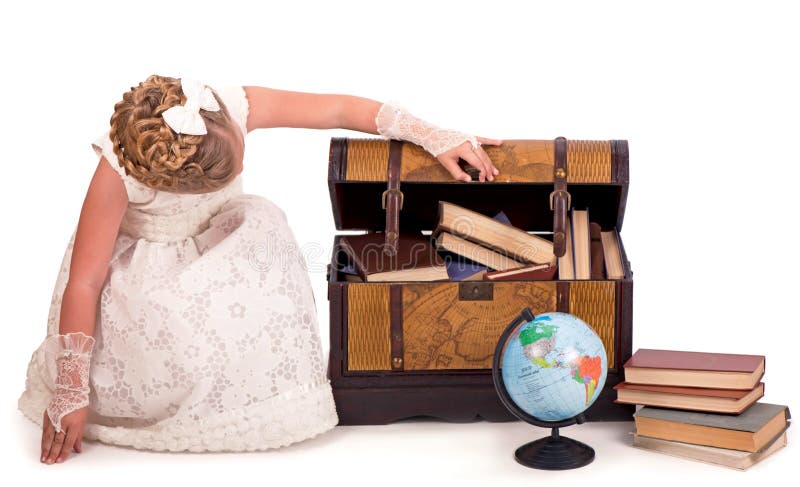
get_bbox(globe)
[497,311,607,422]
[491,308,608,470]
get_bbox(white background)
[1,0,797,484]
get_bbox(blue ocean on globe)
[500,312,608,422]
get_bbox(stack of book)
[337,200,627,282]
[433,201,556,281]
[616,349,790,470]
[557,207,625,280]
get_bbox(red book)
[484,263,558,281]
[614,381,765,414]
[623,349,765,390]
[589,222,606,279]
[339,232,448,282]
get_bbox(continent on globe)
[569,355,602,405]
[519,323,557,368]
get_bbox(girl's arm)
[243,86,375,133]
[60,157,128,338]
[242,86,501,181]
[41,157,127,464]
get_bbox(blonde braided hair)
[109,74,241,193]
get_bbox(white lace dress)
[17,86,339,452]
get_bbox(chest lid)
[328,137,629,233]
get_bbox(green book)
[635,403,790,431]
[633,402,790,452]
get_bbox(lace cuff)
[44,332,96,433]
[375,100,478,157]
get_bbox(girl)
[18,74,502,463]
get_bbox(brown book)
[435,231,525,271]
[339,232,448,282]
[589,222,605,279]
[633,403,791,453]
[485,263,558,281]
[631,431,787,470]
[435,201,556,265]
[624,349,765,390]
[558,216,575,279]
[614,382,765,414]
[571,209,590,279]
[601,229,624,279]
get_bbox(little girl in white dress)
[17,74,501,463]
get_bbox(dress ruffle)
[19,377,338,452]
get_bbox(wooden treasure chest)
[326,137,634,424]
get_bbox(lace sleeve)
[374,100,478,157]
[43,332,96,433]
[91,130,156,204]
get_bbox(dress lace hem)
[18,380,339,453]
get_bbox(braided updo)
[109,74,241,193]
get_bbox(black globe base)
[514,428,595,470]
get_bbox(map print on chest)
[402,282,557,370]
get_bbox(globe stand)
[514,426,595,470]
[492,307,597,471]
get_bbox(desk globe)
[492,308,608,470]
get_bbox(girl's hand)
[41,407,87,464]
[436,136,503,182]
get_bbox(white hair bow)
[161,78,220,135]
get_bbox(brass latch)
[459,281,494,301]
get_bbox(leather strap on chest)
[382,140,404,256]
[551,136,570,258]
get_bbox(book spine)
[341,239,368,282]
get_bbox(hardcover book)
[601,229,624,279]
[435,231,525,271]
[590,222,605,279]
[435,201,556,266]
[631,431,787,470]
[558,216,575,279]
[633,403,791,452]
[484,263,558,281]
[339,232,448,282]
[571,209,591,279]
[440,251,487,281]
[614,381,765,414]
[438,211,516,280]
[624,349,765,389]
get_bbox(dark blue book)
[440,250,486,280]
[493,210,512,226]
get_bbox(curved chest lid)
[328,138,629,232]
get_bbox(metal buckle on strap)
[382,188,404,210]
[549,189,571,211]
